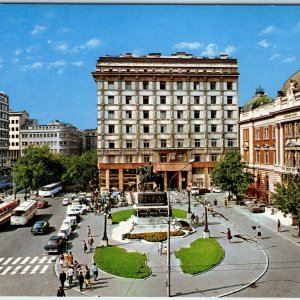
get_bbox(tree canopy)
[272,175,300,236]
[210,150,254,199]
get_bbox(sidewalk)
[55,202,270,297]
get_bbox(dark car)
[198,188,211,194]
[31,221,50,235]
[37,199,48,208]
[44,236,66,254]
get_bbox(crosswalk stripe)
[0,258,4,264]
[2,258,13,265]
[38,256,48,264]
[29,257,39,264]
[30,265,40,274]
[21,257,30,264]
[1,266,12,275]
[12,257,22,265]
[0,267,3,272]
[40,265,49,274]
[20,265,31,274]
[11,266,22,274]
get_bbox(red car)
[37,199,48,208]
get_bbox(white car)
[62,198,70,206]
[67,204,87,214]
[57,224,72,240]
[190,187,200,195]
[211,187,222,193]
[62,217,76,230]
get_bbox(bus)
[38,182,63,197]
[10,200,37,225]
[0,199,19,225]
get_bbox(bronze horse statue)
[136,166,164,192]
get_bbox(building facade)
[0,91,9,176]
[239,71,300,202]
[82,129,97,151]
[92,52,239,191]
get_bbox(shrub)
[125,231,185,242]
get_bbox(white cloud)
[26,45,39,54]
[83,38,101,49]
[270,53,280,61]
[55,38,101,54]
[57,69,63,75]
[174,42,202,50]
[201,44,218,57]
[258,39,270,48]
[55,42,70,53]
[224,45,237,55]
[71,61,84,67]
[283,57,296,63]
[15,49,21,56]
[295,21,300,32]
[261,25,275,35]
[31,25,45,35]
[48,60,66,68]
[24,62,43,70]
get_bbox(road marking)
[0,258,4,264]
[30,265,40,274]
[39,256,48,264]
[20,265,31,274]
[2,258,13,265]
[21,257,30,264]
[0,267,2,272]
[29,257,39,264]
[0,266,12,275]
[11,266,22,275]
[40,265,49,274]
[12,257,22,265]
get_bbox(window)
[195,154,201,161]
[160,111,166,119]
[194,111,200,119]
[144,140,150,148]
[144,155,150,163]
[177,111,183,119]
[143,96,149,105]
[194,125,201,133]
[177,140,184,147]
[143,111,149,119]
[227,82,233,90]
[265,150,269,164]
[211,96,216,105]
[126,140,132,148]
[227,110,233,119]
[125,81,132,90]
[126,125,132,133]
[143,81,149,90]
[211,139,217,147]
[160,82,166,90]
[161,155,167,162]
[177,96,183,105]
[160,125,166,133]
[108,111,114,119]
[126,111,132,119]
[272,126,276,139]
[227,96,233,104]
[211,154,218,161]
[178,154,184,162]
[256,150,260,163]
[108,125,115,134]
[195,140,201,147]
[228,139,234,147]
[211,125,217,132]
[160,96,166,104]
[194,82,200,90]
[126,156,133,163]
[108,156,115,163]
[177,82,183,90]
[125,96,132,104]
[143,125,150,133]
[108,142,115,149]
[227,124,234,132]
[255,129,260,140]
[211,111,217,119]
[177,124,184,133]
[108,96,114,105]
[263,127,269,140]
[108,81,114,90]
[194,96,200,105]
[161,140,167,148]
[210,82,216,90]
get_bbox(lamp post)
[101,203,109,246]
[203,198,210,238]
[187,188,191,219]
[167,158,195,297]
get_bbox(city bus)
[0,199,19,225]
[38,182,63,197]
[10,200,37,225]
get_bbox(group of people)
[83,226,94,253]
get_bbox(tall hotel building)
[0,91,9,176]
[92,52,239,191]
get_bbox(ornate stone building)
[92,52,239,191]
[239,71,300,201]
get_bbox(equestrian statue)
[136,162,164,192]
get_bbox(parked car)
[37,199,48,208]
[62,198,70,206]
[57,224,72,240]
[31,220,50,235]
[69,204,87,214]
[198,188,211,194]
[210,187,222,193]
[190,187,200,195]
[62,217,76,231]
[247,201,268,213]
[44,236,66,254]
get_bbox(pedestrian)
[256,226,262,240]
[59,270,67,289]
[57,286,65,297]
[88,235,94,252]
[158,242,162,255]
[66,251,74,266]
[92,262,98,281]
[67,266,74,288]
[83,240,88,253]
[227,228,232,243]
[195,215,199,225]
[85,269,92,289]
[201,213,205,225]
[87,226,91,237]
[78,271,84,292]
[214,199,218,206]
[191,212,195,224]
[277,219,281,232]
[59,253,65,269]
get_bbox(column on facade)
[164,171,168,191]
[119,169,123,192]
[187,169,193,186]
[279,124,284,167]
[105,169,110,189]
[204,167,209,188]
[178,171,182,191]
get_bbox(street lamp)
[187,187,191,218]
[203,198,210,238]
[167,158,195,297]
[101,203,109,246]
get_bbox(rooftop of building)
[281,70,300,93]
[242,86,274,111]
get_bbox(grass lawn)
[175,238,224,275]
[93,246,151,279]
[172,208,187,219]
[112,209,134,223]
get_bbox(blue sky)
[0,4,300,129]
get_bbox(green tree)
[12,145,64,193]
[210,150,254,201]
[62,151,98,191]
[272,175,300,237]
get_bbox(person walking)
[57,286,65,297]
[59,253,65,269]
[87,226,91,237]
[78,271,84,292]
[256,226,262,240]
[85,269,92,289]
[66,251,74,266]
[83,240,88,253]
[277,219,281,232]
[92,262,98,281]
[227,228,232,243]
[88,235,94,252]
[59,270,67,289]
[190,212,195,224]
[158,242,162,255]
[67,266,74,288]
